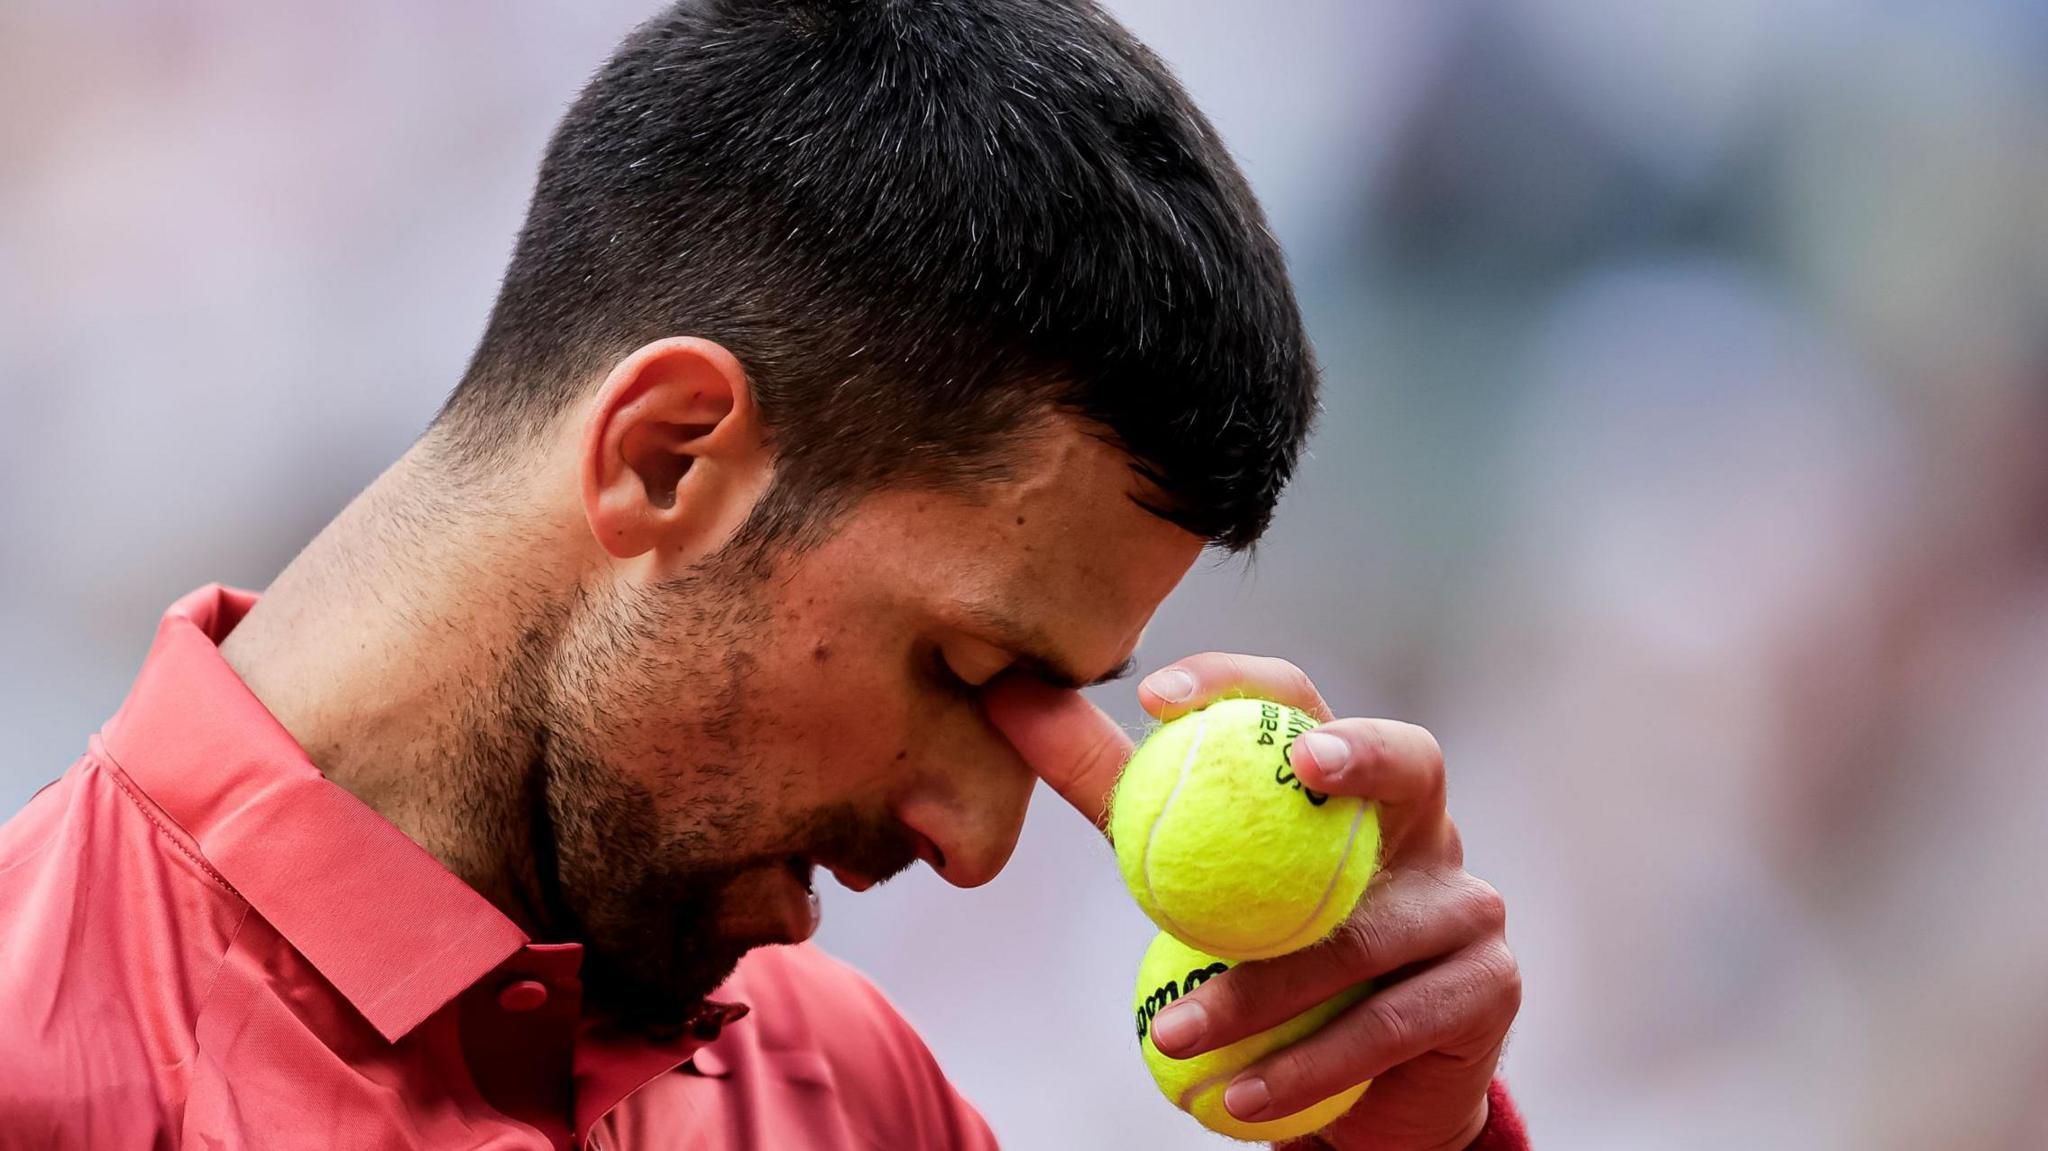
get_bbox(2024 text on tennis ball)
[1110,698,1381,960]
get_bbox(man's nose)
[893,729,1037,889]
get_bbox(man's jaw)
[694,849,895,955]
[699,822,925,954]
[715,858,822,946]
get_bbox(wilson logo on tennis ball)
[1134,959,1230,1044]
[1130,932,1374,1141]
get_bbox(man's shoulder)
[697,943,999,1148]
[0,755,249,1141]
[720,941,923,1051]
[0,749,247,967]
[0,752,244,928]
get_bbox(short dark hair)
[438,0,1316,551]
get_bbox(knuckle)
[1201,966,1258,1023]
[1351,722,1388,770]
[1360,994,1418,1060]
[1251,654,1325,712]
[1079,727,1128,779]
[1328,914,1388,972]
[1440,821,1466,868]
[1462,876,1508,936]
[1268,1030,1350,1102]
[1414,725,1446,775]
[1472,942,1523,1013]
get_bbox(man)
[0,0,1524,1147]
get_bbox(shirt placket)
[457,943,588,1150]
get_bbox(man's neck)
[218,443,572,932]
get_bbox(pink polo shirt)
[0,586,998,1150]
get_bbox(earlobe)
[579,337,767,562]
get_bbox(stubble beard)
[528,571,774,1035]
[461,551,922,1038]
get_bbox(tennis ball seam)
[1173,1068,1235,1111]
[1142,706,1374,957]
[1140,706,1213,950]
[1174,1068,1373,1117]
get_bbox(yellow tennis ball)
[1133,931,1371,1142]
[1111,698,1380,961]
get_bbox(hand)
[985,653,1520,1151]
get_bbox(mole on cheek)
[811,640,831,663]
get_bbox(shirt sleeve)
[1466,1079,1530,1151]
[824,965,1001,1151]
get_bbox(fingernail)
[1223,1075,1270,1119]
[1144,668,1196,703]
[1150,1001,1207,1054]
[1295,731,1351,779]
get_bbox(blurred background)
[5,1,2046,1147]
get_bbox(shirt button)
[497,979,550,1013]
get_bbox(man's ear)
[579,337,770,561]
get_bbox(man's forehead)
[818,418,1205,674]
[960,433,1204,683]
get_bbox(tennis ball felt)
[1110,698,1380,961]
[1133,931,1371,1142]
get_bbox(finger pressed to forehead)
[982,672,1134,831]
[1136,652,1335,723]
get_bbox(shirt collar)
[97,584,531,1043]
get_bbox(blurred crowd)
[4,2,2044,1147]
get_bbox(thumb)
[983,673,1135,834]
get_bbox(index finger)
[1137,652,1336,724]
[983,673,1135,832]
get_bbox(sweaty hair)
[437,0,1317,551]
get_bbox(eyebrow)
[958,603,1137,690]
